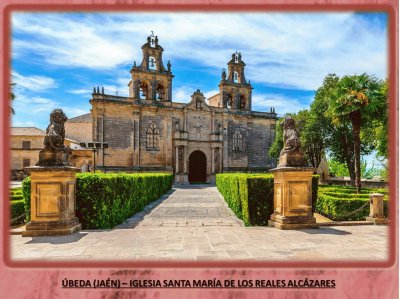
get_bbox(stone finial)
[97,86,100,94]
[37,109,71,166]
[277,116,308,167]
[93,87,96,94]
[167,60,171,72]
[102,86,104,94]
[221,68,226,80]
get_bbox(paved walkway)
[10,185,388,261]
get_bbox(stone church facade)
[90,33,277,183]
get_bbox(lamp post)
[79,142,108,173]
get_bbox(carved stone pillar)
[175,146,179,173]
[211,147,215,173]
[183,146,187,173]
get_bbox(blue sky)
[10,12,388,131]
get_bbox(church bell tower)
[218,51,252,111]
[129,32,174,102]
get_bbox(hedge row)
[22,173,173,229]
[10,187,23,201]
[10,200,25,225]
[216,173,319,226]
[316,186,389,221]
[22,177,31,222]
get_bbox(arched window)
[139,82,149,100]
[146,124,160,150]
[233,71,239,83]
[233,130,243,152]
[149,56,157,70]
[156,83,165,100]
[239,95,246,109]
[226,94,233,109]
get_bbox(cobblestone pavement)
[10,185,389,262]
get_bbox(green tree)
[328,158,350,177]
[269,109,325,169]
[326,73,385,193]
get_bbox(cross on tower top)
[150,31,156,47]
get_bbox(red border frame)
[2,1,398,271]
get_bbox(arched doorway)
[188,150,207,183]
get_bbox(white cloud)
[12,71,56,91]
[252,93,312,115]
[11,12,387,91]
[173,86,193,103]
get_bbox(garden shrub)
[75,173,173,229]
[217,173,318,226]
[22,177,31,222]
[316,185,389,221]
[10,200,25,225]
[20,173,173,229]
[311,175,319,213]
[10,187,23,201]
[240,174,274,226]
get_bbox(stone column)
[183,146,187,173]
[366,193,388,224]
[211,147,215,173]
[219,147,223,172]
[175,146,179,173]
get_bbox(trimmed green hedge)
[11,200,25,225]
[21,173,173,229]
[216,173,319,226]
[22,177,31,223]
[316,185,389,221]
[10,187,23,201]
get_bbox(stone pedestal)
[268,167,318,229]
[22,166,82,237]
[366,193,388,224]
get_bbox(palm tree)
[10,83,16,114]
[327,73,385,193]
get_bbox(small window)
[22,141,31,150]
[233,130,243,152]
[23,159,30,168]
[146,124,160,150]
[149,56,157,71]
[233,71,239,83]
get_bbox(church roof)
[67,113,92,123]
[11,127,46,136]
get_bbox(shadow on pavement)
[26,232,89,244]
[299,227,352,235]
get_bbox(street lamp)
[79,142,108,173]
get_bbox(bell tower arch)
[218,51,253,111]
[129,32,174,102]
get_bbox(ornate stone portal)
[23,109,81,237]
[268,117,318,229]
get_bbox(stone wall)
[10,136,44,171]
[90,95,277,182]
[65,122,92,142]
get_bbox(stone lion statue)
[280,116,301,155]
[36,109,71,166]
[278,116,308,167]
[43,109,68,150]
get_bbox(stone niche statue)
[37,108,71,166]
[278,116,308,168]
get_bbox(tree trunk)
[351,111,362,193]
[341,130,356,186]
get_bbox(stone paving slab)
[10,185,389,262]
